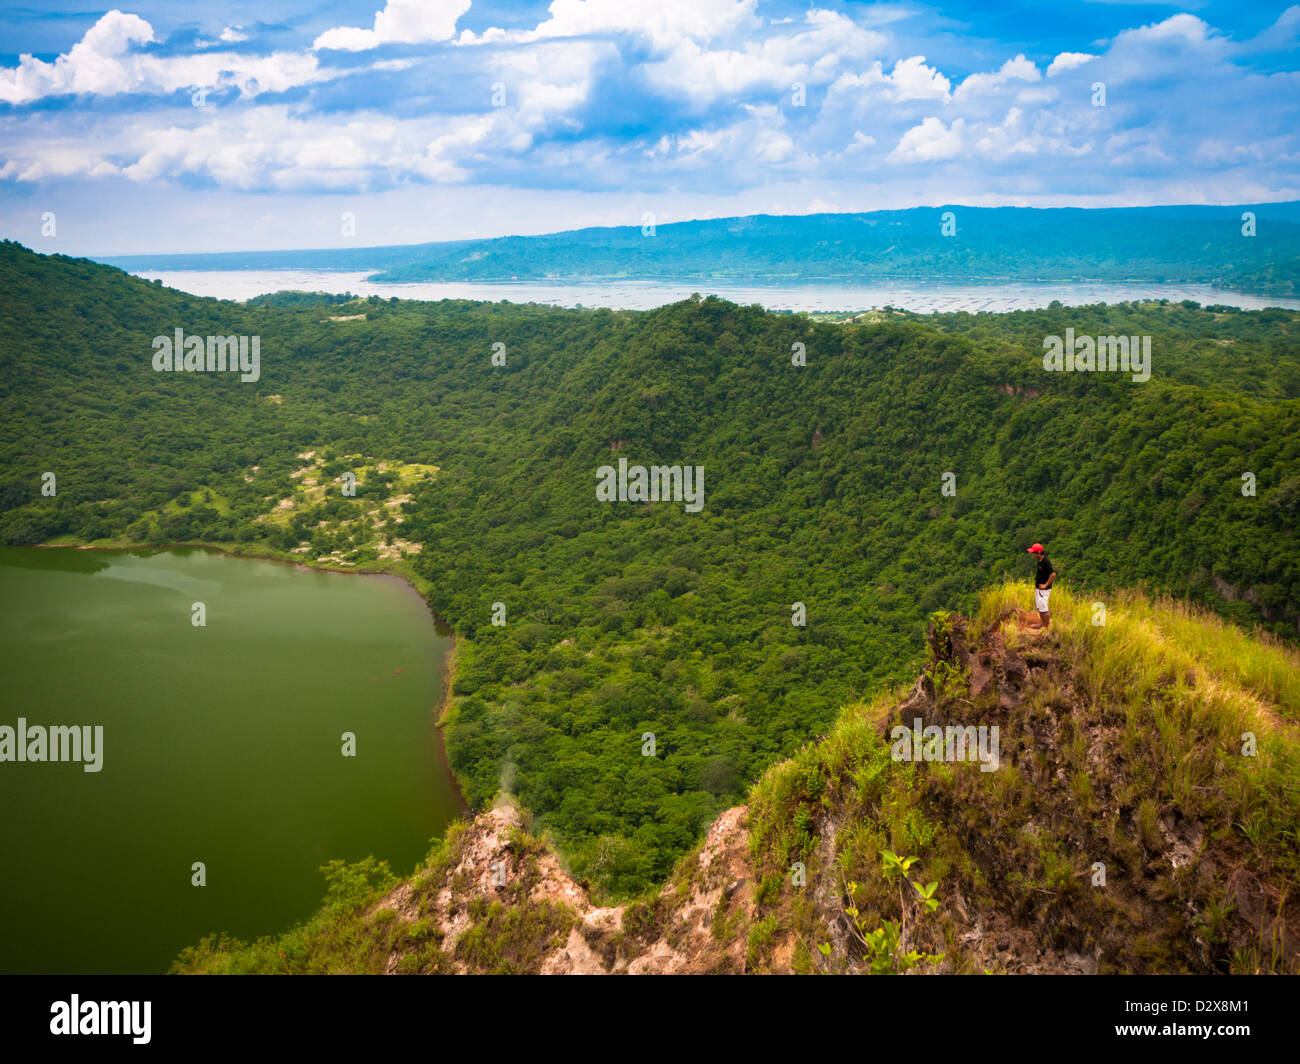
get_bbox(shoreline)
[30,537,472,819]
[105,268,1300,312]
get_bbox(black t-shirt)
[1035,556,1055,587]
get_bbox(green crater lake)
[0,546,460,974]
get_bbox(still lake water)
[130,269,1300,313]
[0,546,459,974]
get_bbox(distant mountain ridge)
[98,203,1300,296]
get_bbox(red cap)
[1027,543,1044,553]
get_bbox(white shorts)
[1035,588,1051,613]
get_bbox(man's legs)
[1039,610,1050,629]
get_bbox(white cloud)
[954,55,1040,100]
[1116,12,1211,45]
[220,26,249,44]
[889,55,952,100]
[1097,13,1234,90]
[487,38,608,131]
[1104,132,1175,169]
[314,0,471,52]
[75,9,154,58]
[529,0,759,48]
[0,10,154,104]
[114,106,447,189]
[634,104,814,178]
[969,106,1070,158]
[888,116,965,163]
[829,55,950,103]
[409,115,496,181]
[0,11,328,103]
[634,9,885,107]
[1046,52,1096,76]
[0,144,122,182]
[1247,5,1300,51]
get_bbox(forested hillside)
[1,241,1296,897]
[99,204,1300,295]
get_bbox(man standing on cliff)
[1027,543,1055,630]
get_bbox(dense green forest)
[100,204,1300,295]
[2,240,1297,897]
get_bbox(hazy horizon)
[82,199,1300,264]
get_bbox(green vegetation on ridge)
[1,240,1297,901]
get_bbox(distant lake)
[0,546,460,974]
[129,269,1300,313]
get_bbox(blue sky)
[1,1,1297,254]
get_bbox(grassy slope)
[745,582,1300,974]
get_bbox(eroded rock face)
[864,612,1297,975]
[370,800,756,975]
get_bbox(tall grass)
[975,581,1300,727]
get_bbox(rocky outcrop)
[369,800,755,974]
